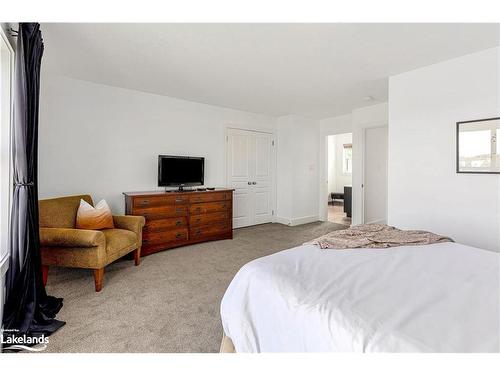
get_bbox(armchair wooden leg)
[134,247,141,266]
[42,265,49,286]
[93,268,104,292]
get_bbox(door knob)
[252,181,257,185]
[248,181,252,185]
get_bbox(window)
[342,143,352,174]
[457,118,500,173]
[1,28,13,265]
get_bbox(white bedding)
[220,242,500,352]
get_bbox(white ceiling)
[40,23,500,119]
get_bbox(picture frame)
[456,117,500,174]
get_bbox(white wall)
[327,133,352,197]
[388,47,500,252]
[319,105,388,224]
[327,135,336,196]
[276,116,294,221]
[39,75,277,213]
[320,113,352,135]
[276,115,320,225]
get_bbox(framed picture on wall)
[456,117,500,174]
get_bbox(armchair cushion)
[40,227,105,248]
[101,229,137,260]
[112,215,145,235]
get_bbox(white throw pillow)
[76,199,114,230]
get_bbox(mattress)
[220,242,500,352]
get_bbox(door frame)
[224,126,277,226]
[361,124,388,225]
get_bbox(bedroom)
[1,1,499,373]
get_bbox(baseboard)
[275,216,291,226]
[290,215,319,226]
[365,218,387,225]
[276,215,320,226]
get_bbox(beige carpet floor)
[43,221,346,353]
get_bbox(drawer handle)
[175,198,184,203]
[138,200,149,206]
[195,230,202,235]
[175,233,183,238]
[176,220,182,226]
[195,218,201,223]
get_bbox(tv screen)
[158,155,204,188]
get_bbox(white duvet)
[220,242,500,352]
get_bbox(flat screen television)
[158,155,204,190]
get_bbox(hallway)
[327,201,351,226]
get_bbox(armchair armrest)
[40,228,105,248]
[112,215,145,235]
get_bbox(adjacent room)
[0,22,499,356]
[327,133,352,225]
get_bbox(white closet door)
[227,129,253,228]
[252,132,273,224]
[226,128,273,228]
[363,126,388,224]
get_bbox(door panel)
[252,133,273,224]
[255,134,271,177]
[227,129,253,228]
[231,134,250,177]
[254,190,272,224]
[227,128,274,228]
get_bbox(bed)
[220,241,500,352]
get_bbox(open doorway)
[327,133,352,225]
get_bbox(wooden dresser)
[123,189,233,256]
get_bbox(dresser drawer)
[124,190,234,256]
[134,205,188,220]
[190,211,231,227]
[143,217,187,232]
[133,195,188,208]
[142,228,188,246]
[190,201,230,215]
[189,221,231,239]
[189,192,231,203]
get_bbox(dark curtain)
[2,23,65,345]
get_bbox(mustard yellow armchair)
[39,195,145,292]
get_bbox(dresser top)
[123,188,234,197]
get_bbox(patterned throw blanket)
[306,224,453,249]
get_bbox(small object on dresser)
[197,188,207,191]
[206,187,215,190]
